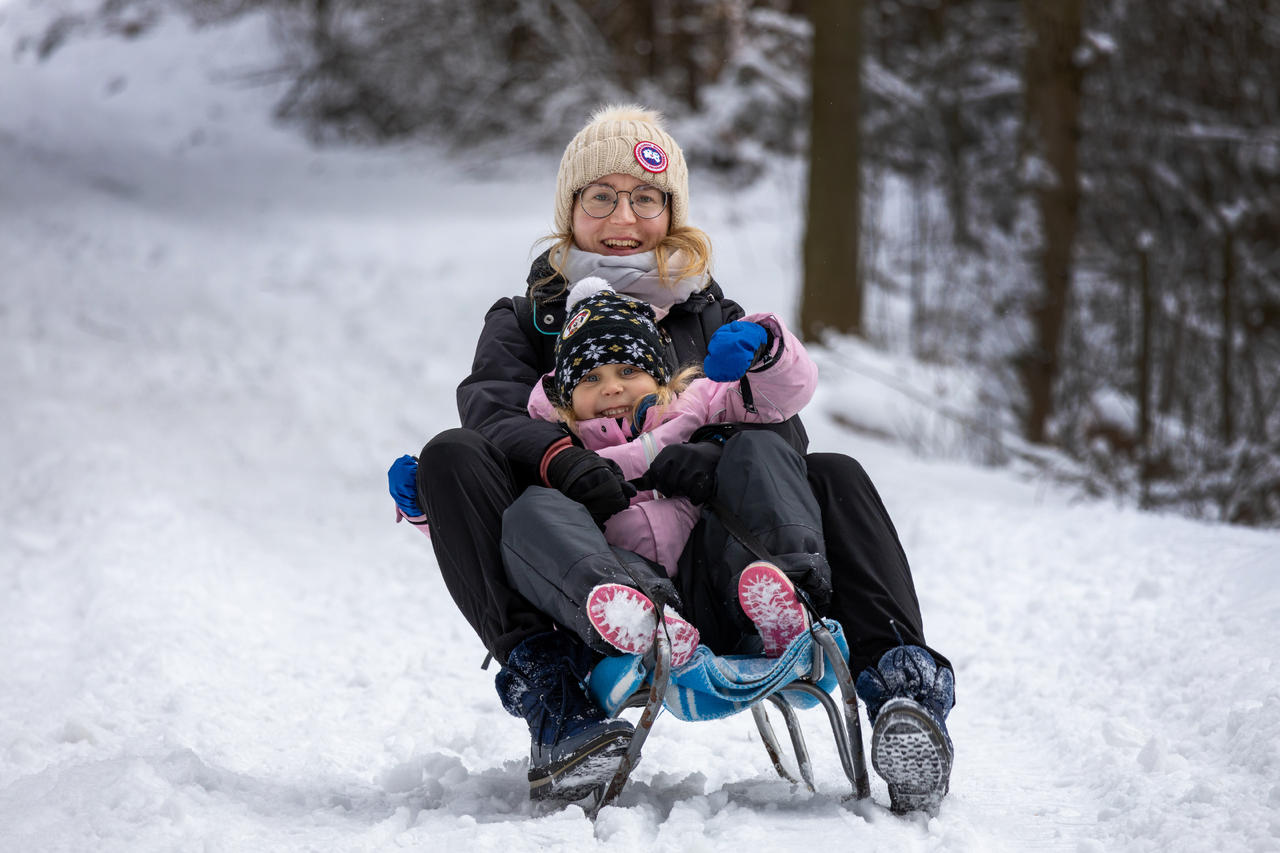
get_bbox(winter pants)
[499,431,829,656]
[418,428,949,675]
[499,488,675,656]
[673,430,830,654]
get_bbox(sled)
[585,610,871,816]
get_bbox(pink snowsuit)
[527,313,817,577]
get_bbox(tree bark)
[1138,242,1152,507]
[800,0,864,340]
[1220,229,1234,445]
[1019,0,1084,443]
[910,172,927,357]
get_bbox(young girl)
[499,276,829,671]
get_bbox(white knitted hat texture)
[554,104,690,233]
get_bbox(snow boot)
[495,631,633,808]
[586,583,700,668]
[856,645,955,814]
[737,561,810,657]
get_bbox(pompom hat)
[554,104,690,233]
[550,277,671,408]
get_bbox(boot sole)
[588,584,700,668]
[657,610,700,669]
[586,584,657,656]
[528,726,632,806]
[871,697,952,814]
[737,561,809,657]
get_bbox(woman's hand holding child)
[646,442,722,504]
[546,446,637,523]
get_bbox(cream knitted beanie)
[554,104,690,233]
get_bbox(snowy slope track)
[2,10,1278,853]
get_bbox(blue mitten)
[855,645,955,725]
[387,455,424,518]
[704,321,769,382]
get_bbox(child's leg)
[682,430,831,653]
[715,429,831,599]
[501,486,676,655]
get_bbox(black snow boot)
[856,645,955,814]
[495,631,633,808]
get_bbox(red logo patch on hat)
[563,307,591,338]
[634,141,668,174]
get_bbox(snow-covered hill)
[2,11,1277,852]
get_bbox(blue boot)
[495,631,634,807]
[856,645,955,814]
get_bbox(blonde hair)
[555,364,703,430]
[534,225,714,294]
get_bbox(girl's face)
[571,363,659,422]
[572,173,671,256]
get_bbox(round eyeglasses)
[576,183,669,219]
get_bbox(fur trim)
[590,104,665,126]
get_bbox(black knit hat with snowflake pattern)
[550,278,671,409]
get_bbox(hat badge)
[563,307,591,338]
[633,141,668,174]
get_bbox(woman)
[389,105,956,814]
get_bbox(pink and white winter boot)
[586,583,700,668]
[737,561,810,657]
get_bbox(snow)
[590,586,658,653]
[2,10,1279,853]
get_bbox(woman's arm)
[457,297,567,472]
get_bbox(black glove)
[645,441,724,505]
[546,446,637,523]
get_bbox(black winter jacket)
[456,251,807,479]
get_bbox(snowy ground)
[2,10,1278,853]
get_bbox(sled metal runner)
[587,614,871,816]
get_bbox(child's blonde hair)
[555,364,703,430]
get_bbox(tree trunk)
[800,0,864,340]
[910,171,927,357]
[1019,0,1084,444]
[1138,241,1153,507]
[1158,293,1184,417]
[1220,229,1234,445]
[603,0,657,80]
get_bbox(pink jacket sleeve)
[528,378,557,422]
[709,312,817,424]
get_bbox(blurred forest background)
[25,0,1280,526]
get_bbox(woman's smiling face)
[571,173,671,256]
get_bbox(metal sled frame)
[590,617,871,815]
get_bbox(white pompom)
[565,277,615,312]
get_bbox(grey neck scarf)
[562,248,709,320]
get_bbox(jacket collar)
[525,249,722,315]
[575,416,633,450]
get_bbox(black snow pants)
[499,431,830,656]
[418,428,950,675]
